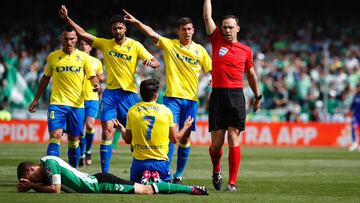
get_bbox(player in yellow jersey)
[58,5,160,172]
[113,78,194,183]
[78,39,105,167]
[123,10,212,183]
[28,25,100,168]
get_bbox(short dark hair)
[222,15,240,26]
[140,79,160,102]
[176,17,193,28]
[17,162,34,180]
[110,15,125,26]
[62,24,75,32]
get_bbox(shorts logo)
[48,111,55,120]
[219,47,228,57]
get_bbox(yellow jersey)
[126,101,175,161]
[83,55,103,101]
[92,37,153,92]
[45,49,95,108]
[157,37,212,101]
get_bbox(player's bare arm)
[169,116,194,143]
[203,0,216,35]
[97,73,105,83]
[58,5,94,45]
[246,67,261,112]
[123,9,161,44]
[28,75,51,113]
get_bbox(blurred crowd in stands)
[1,0,359,122]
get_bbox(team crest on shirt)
[194,50,199,56]
[76,56,80,61]
[127,46,131,52]
[219,47,228,57]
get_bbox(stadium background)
[1,0,360,146]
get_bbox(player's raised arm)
[123,9,161,44]
[58,5,94,45]
[203,0,216,35]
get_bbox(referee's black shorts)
[208,88,246,132]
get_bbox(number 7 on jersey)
[143,116,155,141]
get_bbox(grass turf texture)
[0,143,359,203]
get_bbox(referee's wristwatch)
[255,95,262,100]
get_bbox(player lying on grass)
[16,156,208,195]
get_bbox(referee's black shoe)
[212,171,223,190]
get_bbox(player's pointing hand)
[123,9,138,24]
[58,5,69,20]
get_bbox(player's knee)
[68,135,80,141]
[134,183,154,195]
[102,128,114,140]
[211,143,223,151]
[50,130,63,139]
[211,138,224,151]
[85,122,94,131]
[227,130,242,147]
[179,136,190,145]
[141,186,154,195]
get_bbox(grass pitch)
[0,143,359,203]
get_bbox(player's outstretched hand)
[143,59,157,68]
[112,119,127,135]
[28,100,38,113]
[112,119,123,129]
[59,5,69,20]
[184,116,194,129]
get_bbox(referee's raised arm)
[203,0,216,35]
